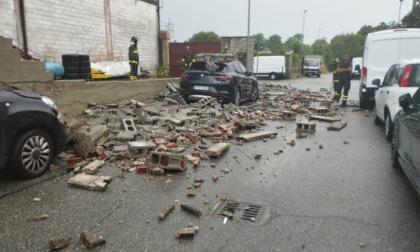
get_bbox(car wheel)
[391,131,401,169]
[269,73,276,80]
[233,87,241,106]
[385,111,394,141]
[373,106,381,124]
[9,130,54,179]
[251,83,259,102]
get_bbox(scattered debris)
[180,203,202,217]
[236,131,277,142]
[79,231,105,249]
[327,121,348,131]
[67,173,112,191]
[343,141,350,145]
[49,237,72,251]
[206,143,230,158]
[81,160,105,175]
[175,227,199,238]
[33,197,41,202]
[27,214,49,222]
[159,204,175,220]
[309,115,341,122]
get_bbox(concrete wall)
[11,78,179,115]
[221,36,254,71]
[0,0,158,74]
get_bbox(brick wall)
[0,0,158,74]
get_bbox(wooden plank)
[236,131,277,142]
[327,121,347,131]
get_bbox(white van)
[359,28,420,109]
[253,56,285,80]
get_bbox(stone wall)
[11,78,179,115]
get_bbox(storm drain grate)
[215,200,267,224]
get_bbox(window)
[382,65,397,87]
[411,64,420,87]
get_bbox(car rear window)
[412,64,420,87]
[189,62,227,73]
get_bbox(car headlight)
[41,96,58,110]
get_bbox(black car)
[180,60,259,106]
[0,84,66,179]
[392,88,420,194]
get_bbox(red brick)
[193,158,200,169]
[136,165,148,174]
[166,142,177,149]
[186,131,197,144]
[191,151,201,157]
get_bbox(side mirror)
[372,79,381,86]
[399,93,412,112]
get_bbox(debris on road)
[159,204,175,220]
[236,131,277,142]
[67,173,112,191]
[206,143,230,158]
[33,197,41,202]
[27,214,49,222]
[327,121,348,131]
[79,231,106,249]
[175,226,199,238]
[81,160,105,175]
[49,237,72,251]
[181,203,202,217]
[308,115,341,122]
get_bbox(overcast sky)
[160,0,413,45]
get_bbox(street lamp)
[398,0,404,26]
[317,29,321,55]
[245,0,251,70]
[302,10,308,45]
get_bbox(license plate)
[193,86,209,91]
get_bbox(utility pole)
[245,0,251,70]
[398,0,404,26]
[317,29,321,55]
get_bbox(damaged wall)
[0,0,158,74]
[11,78,179,115]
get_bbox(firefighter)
[181,46,195,69]
[335,53,353,107]
[332,58,340,101]
[128,36,139,80]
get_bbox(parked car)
[359,28,420,109]
[373,58,420,141]
[0,84,66,179]
[180,60,259,106]
[392,88,420,195]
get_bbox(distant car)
[0,85,66,179]
[373,58,420,141]
[392,88,420,194]
[180,60,259,106]
[351,57,362,80]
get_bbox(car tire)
[391,132,401,169]
[269,73,276,80]
[9,129,54,179]
[385,110,394,141]
[233,87,241,106]
[251,83,259,102]
[374,106,381,124]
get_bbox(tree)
[330,33,364,59]
[188,31,220,42]
[311,39,332,63]
[284,34,304,53]
[402,6,420,28]
[266,35,282,54]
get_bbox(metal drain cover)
[213,200,268,224]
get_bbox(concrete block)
[296,122,316,133]
[327,121,347,131]
[206,143,230,158]
[309,115,340,122]
[127,141,156,157]
[81,160,105,175]
[236,131,277,142]
[121,118,137,132]
[67,173,112,191]
[149,151,186,171]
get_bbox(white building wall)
[0,0,17,43]
[0,0,158,74]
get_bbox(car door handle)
[386,91,389,94]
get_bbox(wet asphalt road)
[1,74,420,252]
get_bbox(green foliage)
[402,6,420,28]
[266,35,282,54]
[188,31,220,42]
[310,39,332,63]
[156,65,169,78]
[330,33,364,59]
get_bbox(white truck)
[302,55,323,78]
[253,56,286,80]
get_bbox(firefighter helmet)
[131,36,138,42]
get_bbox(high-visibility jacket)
[181,51,195,68]
[129,43,139,64]
[332,62,339,83]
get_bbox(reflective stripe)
[133,50,138,53]
[342,96,348,101]
[181,59,185,62]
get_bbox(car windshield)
[189,62,227,73]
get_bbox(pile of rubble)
[62,82,347,191]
